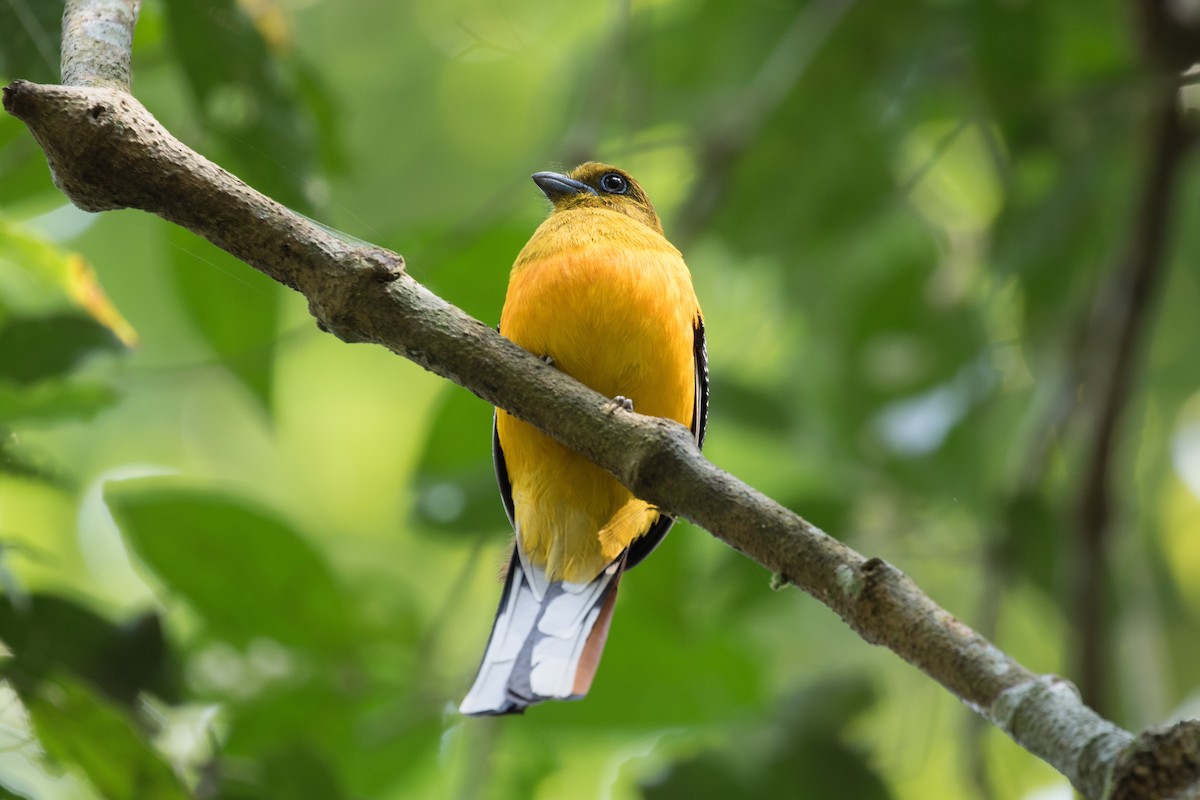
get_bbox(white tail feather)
[459,551,623,716]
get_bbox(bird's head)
[532,162,664,235]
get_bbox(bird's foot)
[611,395,634,412]
[541,354,556,367]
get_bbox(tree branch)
[4,1,1199,797]
[60,0,138,89]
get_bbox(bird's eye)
[599,173,628,194]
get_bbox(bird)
[459,162,708,716]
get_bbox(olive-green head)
[532,162,664,235]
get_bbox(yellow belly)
[498,209,699,582]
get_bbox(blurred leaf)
[759,734,892,799]
[165,227,280,407]
[848,266,981,392]
[693,1,913,257]
[0,781,34,800]
[642,757,745,800]
[0,428,71,485]
[422,223,528,324]
[707,373,793,432]
[779,489,852,540]
[472,728,557,800]
[410,389,491,477]
[105,477,354,652]
[216,742,348,800]
[0,0,63,84]
[1003,491,1063,602]
[293,59,350,176]
[162,0,320,210]
[990,99,1133,342]
[780,673,881,730]
[220,682,442,798]
[0,314,122,386]
[411,386,506,535]
[0,121,59,215]
[969,0,1047,148]
[0,377,118,423]
[0,594,180,707]
[644,676,890,800]
[897,120,1004,232]
[0,219,137,345]
[23,673,189,800]
[0,236,128,440]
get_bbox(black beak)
[532,171,597,201]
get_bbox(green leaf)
[644,677,891,800]
[0,119,59,214]
[162,0,320,211]
[422,223,527,324]
[1003,491,1063,602]
[0,0,63,84]
[0,313,122,385]
[165,227,280,408]
[218,680,442,798]
[760,678,892,799]
[0,594,180,708]
[969,0,1047,146]
[0,427,72,485]
[23,673,189,800]
[0,780,34,799]
[0,377,118,423]
[215,742,348,800]
[410,387,506,535]
[642,757,746,800]
[707,373,794,433]
[0,221,132,427]
[105,477,353,652]
[0,218,137,346]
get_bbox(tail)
[459,547,625,716]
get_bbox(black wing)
[625,315,708,571]
[493,410,516,528]
[692,315,710,449]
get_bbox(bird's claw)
[612,395,634,412]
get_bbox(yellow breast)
[497,207,700,581]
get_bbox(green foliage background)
[1,0,1199,798]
